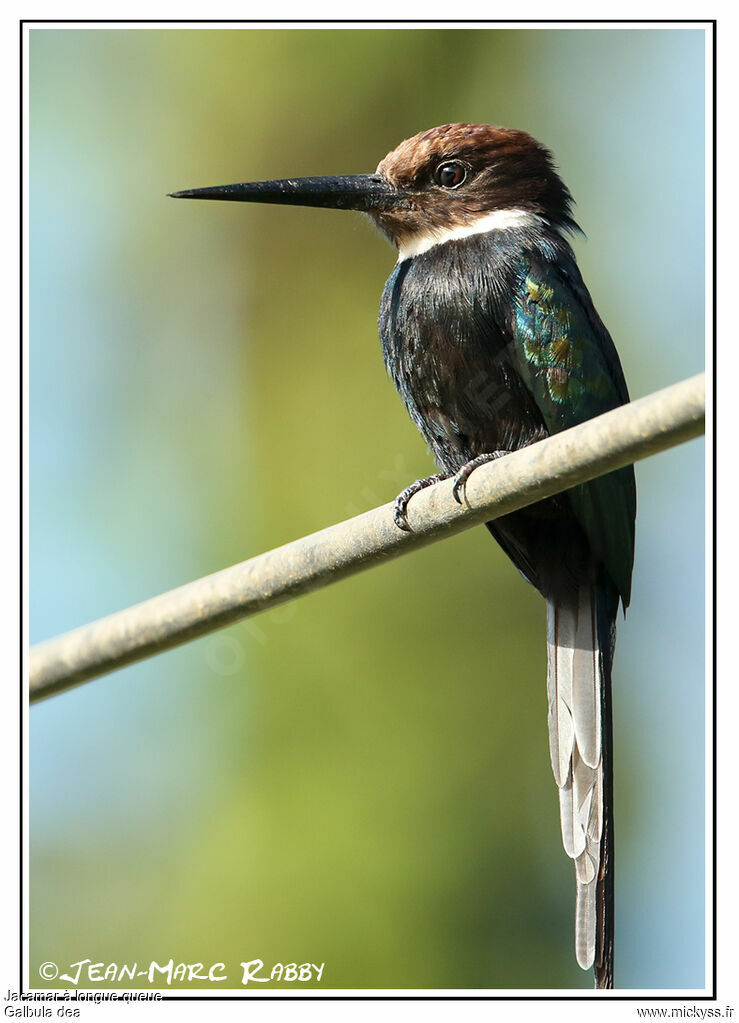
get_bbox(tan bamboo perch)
[29,373,705,704]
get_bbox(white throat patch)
[397,208,543,262]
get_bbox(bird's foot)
[452,450,513,506]
[393,474,447,532]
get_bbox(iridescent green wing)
[511,254,636,606]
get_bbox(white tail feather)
[575,879,597,969]
[588,765,603,843]
[547,603,575,787]
[558,770,583,858]
[575,847,597,885]
[547,592,602,973]
[572,588,601,768]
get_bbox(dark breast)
[378,231,604,601]
[378,235,548,475]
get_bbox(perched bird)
[171,123,636,989]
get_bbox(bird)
[170,123,636,989]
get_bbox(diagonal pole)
[29,373,705,704]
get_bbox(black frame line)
[19,16,717,1002]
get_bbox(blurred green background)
[29,27,706,990]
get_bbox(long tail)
[546,582,618,988]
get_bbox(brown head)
[170,123,577,258]
[372,123,577,251]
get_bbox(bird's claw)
[452,451,512,506]
[393,474,446,532]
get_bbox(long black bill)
[169,174,404,213]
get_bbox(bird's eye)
[435,161,467,188]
